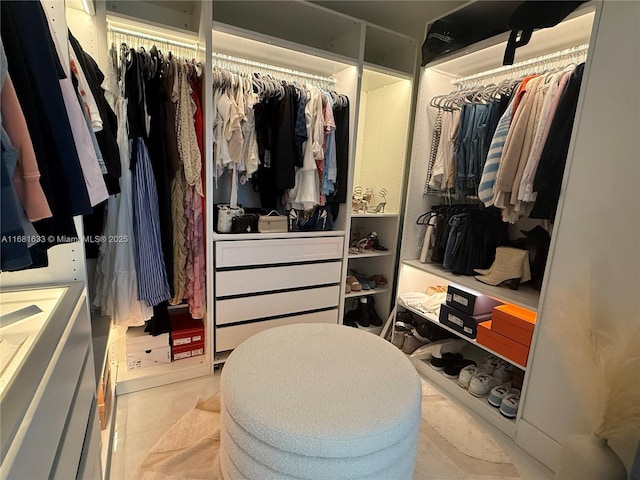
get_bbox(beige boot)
[475,247,530,290]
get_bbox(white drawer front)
[216,285,340,325]
[216,309,338,352]
[216,236,344,268]
[216,261,341,297]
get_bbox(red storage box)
[476,321,530,367]
[172,341,205,361]
[169,310,204,347]
[491,304,537,346]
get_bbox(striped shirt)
[132,138,171,307]
[477,97,516,206]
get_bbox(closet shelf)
[400,302,527,370]
[410,355,517,439]
[350,212,398,219]
[115,356,209,395]
[211,230,346,241]
[345,286,390,299]
[348,251,394,259]
[402,259,539,311]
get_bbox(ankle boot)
[475,247,530,290]
[366,296,383,327]
[356,297,373,327]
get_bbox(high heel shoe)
[368,231,388,251]
[475,247,530,290]
[352,186,365,213]
[367,188,388,213]
[363,187,374,212]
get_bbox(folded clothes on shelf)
[398,286,447,314]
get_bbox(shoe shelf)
[399,301,527,371]
[345,286,390,299]
[348,251,394,259]
[411,353,517,439]
[402,259,540,311]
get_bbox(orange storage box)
[476,321,530,367]
[491,304,537,346]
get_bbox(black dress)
[530,63,585,222]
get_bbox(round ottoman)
[219,323,422,480]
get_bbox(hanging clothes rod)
[108,25,198,51]
[452,43,589,86]
[212,52,336,85]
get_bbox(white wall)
[518,0,640,471]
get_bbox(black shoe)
[356,297,372,327]
[367,296,383,327]
[443,359,476,379]
[343,307,359,328]
[430,352,463,371]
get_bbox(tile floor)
[108,370,553,480]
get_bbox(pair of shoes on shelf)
[461,368,499,397]
[479,355,515,384]
[352,186,389,213]
[474,246,531,290]
[459,355,517,397]
[367,188,388,213]
[349,270,388,290]
[430,352,477,379]
[351,232,388,253]
[487,385,521,418]
[345,275,361,293]
[344,296,383,328]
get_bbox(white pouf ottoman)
[219,323,422,480]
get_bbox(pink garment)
[518,71,573,202]
[1,74,52,221]
[184,73,205,319]
[184,185,205,319]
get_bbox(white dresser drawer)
[216,285,340,325]
[215,236,344,268]
[215,261,341,297]
[216,309,338,352]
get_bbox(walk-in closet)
[1,1,638,479]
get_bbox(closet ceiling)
[310,1,467,39]
[106,0,469,40]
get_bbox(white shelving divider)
[396,6,597,446]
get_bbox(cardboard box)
[126,326,169,352]
[126,345,171,370]
[446,284,503,316]
[169,310,204,347]
[491,304,537,346]
[476,321,530,367]
[439,304,492,339]
[172,341,205,361]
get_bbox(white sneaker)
[468,373,497,397]
[492,362,514,384]
[479,355,501,374]
[457,365,481,389]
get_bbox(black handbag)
[231,214,259,233]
